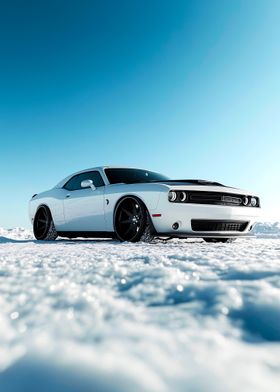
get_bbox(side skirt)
[57,231,116,239]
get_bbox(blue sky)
[0,0,279,227]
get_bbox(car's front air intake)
[191,220,249,232]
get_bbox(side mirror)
[81,179,96,191]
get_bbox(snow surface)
[0,225,280,392]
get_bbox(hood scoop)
[152,179,225,186]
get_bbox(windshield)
[105,168,170,184]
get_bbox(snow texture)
[0,224,280,392]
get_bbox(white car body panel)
[62,187,105,231]
[29,166,261,238]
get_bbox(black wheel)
[33,206,58,241]
[203,238,236,243]
[114,197,154,242]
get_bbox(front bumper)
[150,202,261,237]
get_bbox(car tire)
[33,206,58,241]
[114,196,154,242]
[203,238,236,243]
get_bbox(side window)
[79,171,105,188]
[64,174,82,191]
[64,171,105,191]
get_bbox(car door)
[62,171,106,232]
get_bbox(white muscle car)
[29,166,261,243]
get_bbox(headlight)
[250,197,257,207]
[179,191,187,202]
[242,196,249,206]
[168,191,188,202]
[168,191,177,202]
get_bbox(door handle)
[65,194,70,198]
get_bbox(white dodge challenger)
[29,166,261,243]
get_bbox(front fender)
[103,184,166,231]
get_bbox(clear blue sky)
[0,0,279,228]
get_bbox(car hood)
[151,179,225,186]
[111,180,252,196]
[148,180,253,195]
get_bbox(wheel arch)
[35,203,52,215]
[33,204,55,226]
[113,194,156,233]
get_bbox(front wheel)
[203,238,236,243]
[114,197,154,242]
[33,206,58,240]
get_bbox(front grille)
[169,191,260,207]
[169,190,260,207]
[191,220,249,232]
[188,191,243,206]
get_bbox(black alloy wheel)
[114,197,150,242]
[33,206,58,240]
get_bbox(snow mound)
[0,227,33,242]
[252,222,280,238]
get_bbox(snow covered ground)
[0,225,280,392]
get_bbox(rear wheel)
[114,197,154,242]
[203,238,236,243]
[33,206,58,240]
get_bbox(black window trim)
[63,170,105,191]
